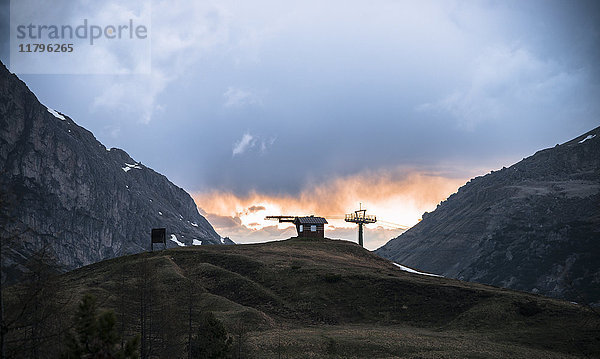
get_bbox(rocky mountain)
[376,126,600,304]
[0,61,230,283]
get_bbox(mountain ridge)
[0,61,229,283]
[376,125,600,304]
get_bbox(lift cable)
[321,214,410,230]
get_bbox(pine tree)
[190,312,232,359]
[62,294,139,359]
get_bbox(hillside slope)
[6,238,598,358]
[0,62,228,283]
[376,126,600,304]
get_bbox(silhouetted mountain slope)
[377,126,600,304]
[0,61,229,283]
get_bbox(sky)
[1,0,599,249]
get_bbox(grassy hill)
[6,238,599,358]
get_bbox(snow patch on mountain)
[578,134,596,144]
[47,107,65,121]
[122,163,142,172]
[170,234,185,247]
[393,263,442,277]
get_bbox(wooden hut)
[294,216,328,238]
[265,215,328,238]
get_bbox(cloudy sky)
[1,0,599,249]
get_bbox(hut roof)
[295,216,328,225]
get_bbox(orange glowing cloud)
[192,169,468,249]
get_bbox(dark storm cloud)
[2,0,599,197]
[0,0,9,64]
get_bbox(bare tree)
[231,318,249,359]
[119,263,127,350]
[136,256,153,359]
[0,245,72,358]
[0,187,76,358]
[187,280,194,359]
